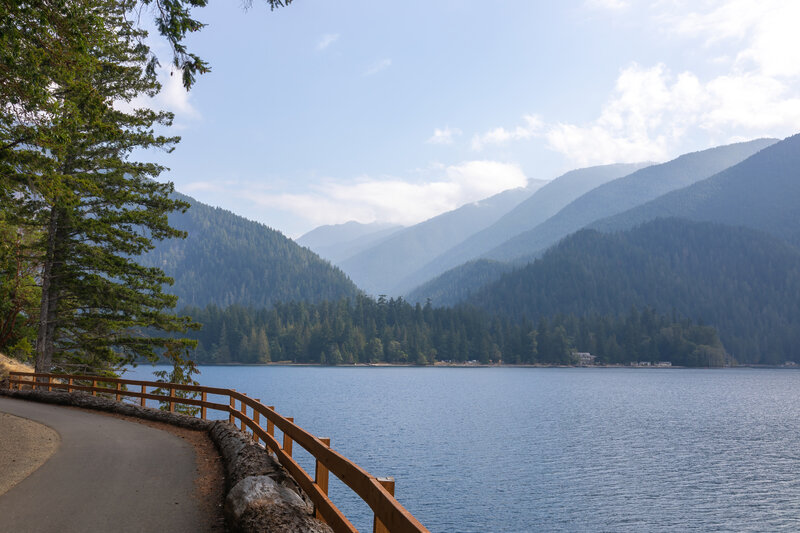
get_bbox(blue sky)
[141,0,800,237]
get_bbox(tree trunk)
[35,207,59,374]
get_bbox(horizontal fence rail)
[7,371,429,533]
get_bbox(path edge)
[0,387,332,533]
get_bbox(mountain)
[296,221,403,264]
[466,218,800,365]
[338,180,547,296]
[591,133,800,243]
[139,192,361,309]
[403,162,650,291]
[406,259,513,306]
[483,138,778,262]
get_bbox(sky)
[138,0,800,238]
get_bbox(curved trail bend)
[0,397,208,533]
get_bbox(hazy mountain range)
[396,162,650,295]
[137,133,800,363]
[407,137,779,304]
[297,221,403,264]
[334,180,547,295]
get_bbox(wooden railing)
[7,371,429,533]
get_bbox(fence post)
[283,417,294,457]
[229,394,236,424]
[91,379,97,396]
[68,377,73,393]
[140,384,146,407]
[267,405,275,444]
[373,477,396,533]
[201,391,207,420]
[240,400,247,432]
[116,382,122,402]
[314,437,331,522]
[253,400,261,443]
[47,376,52,392]
[169,387,176,412]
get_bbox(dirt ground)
[0,411,60,496]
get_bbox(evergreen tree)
[2,0,198,374]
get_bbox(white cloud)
[427,126,462,145]
[117,67,199,126]
[471,115,543,151]
[242,161,527,228]
[156,68,200,120]
[666,0,800,78]
[483,1,800,167]
[364,58,392,76]
[316,33,340,51]
[540,61,800,166]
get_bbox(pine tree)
[3,0,197,374]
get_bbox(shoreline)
[132,361,800,370]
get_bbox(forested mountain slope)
[467,218,800,364]
[338,181,546,296]
[404,162,649,290]
[296,221,402,264]
[406,259,514,306]
[592,133,800,242]
[139,192,361,308]
[483,138,777,263]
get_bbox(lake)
[125,366,800,532]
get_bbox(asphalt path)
[0,397,206,533]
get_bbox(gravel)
[0,412,60,496]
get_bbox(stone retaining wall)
[0,388,332,533]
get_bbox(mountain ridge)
[485,138,778,263]
[337,180,547,296]
[399,162,650,294]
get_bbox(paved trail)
[0,397,207,533]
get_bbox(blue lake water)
[126,366,800,532]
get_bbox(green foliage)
[139,0,292,89]
[138,192,362,309]
[1,0,197,375]
[178,298,727,367]
[407,259,512,307]
[467,218,800,364]
[151,342,200,415]
[0,218,39,357]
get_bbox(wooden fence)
[7,371,430,533]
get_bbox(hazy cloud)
[243,160,527,228]
[364,58,392,76]
[316,33,340,51]
[427,126,462,145]
[471,115,543,151]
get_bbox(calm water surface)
[126,366,800,532]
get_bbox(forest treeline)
[464,219,800,365]
[178,297,727,367]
